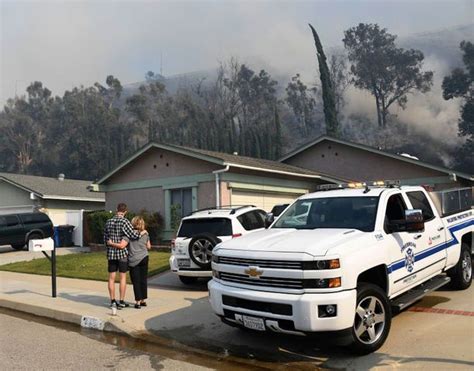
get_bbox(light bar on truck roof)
[316,180,401,191]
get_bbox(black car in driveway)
[0,212,54,250]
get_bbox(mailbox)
[28,237,54,252]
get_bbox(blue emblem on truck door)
[401,242,416,272]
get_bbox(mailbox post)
[28,237,56,297]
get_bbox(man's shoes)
[110,299,122,310]
[117,300,130,308]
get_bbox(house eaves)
[279,135,474,182]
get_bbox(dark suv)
[0,212,54,250]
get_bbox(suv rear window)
[20,213,50,224]
[177,218,232,237]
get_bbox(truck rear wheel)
[350,283,391,354]
[448,243,472,290]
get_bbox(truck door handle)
[437,227,444,231]
[414,234,422,240]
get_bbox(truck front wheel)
[350,283,392,354]
[448,243,472,290]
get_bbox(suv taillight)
[232,233,242,238]
[170,239,175,249]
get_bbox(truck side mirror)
[405,209,424,233]
[265,213,275,228]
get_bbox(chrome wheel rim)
[191,239,213,264]
[462,250,472,282]
[354,295,386,345]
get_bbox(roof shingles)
[0,172,104,201]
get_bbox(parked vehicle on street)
[170,205,268,284]
[0,212,54,250]
[209,183,473,354]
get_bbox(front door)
[405,191,446,285]
[384,193,421,295]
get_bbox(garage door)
[231,190,301,212]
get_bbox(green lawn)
[0,251,170,283]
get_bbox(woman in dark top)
[108,216,151,308]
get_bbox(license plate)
[177,259,191,268]
[242,315,265,331]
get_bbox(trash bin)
[55,225,75,247]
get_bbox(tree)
[0,82,53,173]
[343,23,433,127]
[328,53,350,117]
[442,41,474,173]
[285,74,317,135]
[309,24,339,136]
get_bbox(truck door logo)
[401,242,416,273]
[245,266,264,278]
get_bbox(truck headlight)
[303,259,340,270]
[212,255,219,263]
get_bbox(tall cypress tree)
[309,24,339,136]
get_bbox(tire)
[350,283,392,355]
[178,276,198,285]
[447,243,472,290]
[11,244,25,251]
[188,233,221,270]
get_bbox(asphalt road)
[0,311,213,371]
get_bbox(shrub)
[85,209,163,245]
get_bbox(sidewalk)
[0,271,255,370]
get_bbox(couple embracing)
[104,203,151,309]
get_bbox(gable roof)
[0,172,105,202]
[279,135,474,182]
[94,142,344,185]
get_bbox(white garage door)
[231,190,301,212]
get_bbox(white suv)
[170,206,268,284]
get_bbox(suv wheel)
[188,233,221,270]
[350,283,392,354]
[11,244,25,251]
[447,243,472,290]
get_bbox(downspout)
[213,165,230,208]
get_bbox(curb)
[0,298,269,370]
[0,297,126,335]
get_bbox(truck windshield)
[272,196,379,232]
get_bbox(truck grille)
[219,272,306,289]
[222,295,293,315]
[217,256,304,270]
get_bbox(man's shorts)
[108,258,129,273]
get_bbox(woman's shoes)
[140,301,147,307]
[134,303,141,309]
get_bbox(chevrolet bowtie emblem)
[245,266,263,278]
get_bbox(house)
[0,172,105,246]
[91,143,342,240]
[280,136,474,190]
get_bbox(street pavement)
[0,270,473,369]
[0,311,212,371]
[0,245,89,265]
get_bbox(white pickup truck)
[209,184,473,354]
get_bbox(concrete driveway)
[146,276,474,369]
[0,245,89,265]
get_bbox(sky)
[1,0,472,104]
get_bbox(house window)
[171,188,193,218]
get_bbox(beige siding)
[197,181,217,209]
[284,140,444,182]
[106,147,220,185]
[106,188,165,214]
[231,190,299,211]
